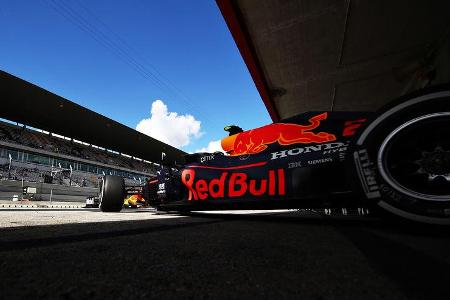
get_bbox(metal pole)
[69,165,72,186]
[8,156,11,179]
[50,188,53,203]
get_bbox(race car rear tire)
[99,175,125,212]
[351,86,450,224]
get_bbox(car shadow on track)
[1,210,450,299]
[0,217,221,252]
[181,210,450,237]
[337,225,450,300]
[183,210,450,300]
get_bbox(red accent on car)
[181,169,286,201]
[343,119,367,136]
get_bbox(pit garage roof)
[0,70,186,164]
[217,0,450,121]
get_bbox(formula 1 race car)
[99,86,450,224]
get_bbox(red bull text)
[181,169,286,201]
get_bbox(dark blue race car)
[99,86,450,225]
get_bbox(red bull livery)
[221,112,336,156]
[98,86,450,225]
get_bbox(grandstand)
[0,70,185,201]
[0,119,156,188]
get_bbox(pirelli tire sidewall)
[99,175,125,212]
[352,88,450,225]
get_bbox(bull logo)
[221,112,336,156]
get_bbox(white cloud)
[136,100,202,148]
[195,140,224,153]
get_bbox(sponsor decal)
[307,157,333,165]
[288,161,302,169]
[200,154,215,163]
[270,142,348,160]
[354,149,380,199]
[221,112,336,156]
[157,183,165,195]
[343,119,367,136]
[181,169,286,201]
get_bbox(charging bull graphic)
[221,112,336,156]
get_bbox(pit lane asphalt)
[1,207,450,299]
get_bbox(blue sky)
[0,0,271,153]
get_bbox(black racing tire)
[351,85,450,225]
[99,175,125,212]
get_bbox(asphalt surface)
[1,206,450,299]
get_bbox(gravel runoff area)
[1,205,450,299]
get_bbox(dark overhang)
[0,70,186,164]
[217,0,280,121]
[217,0,450,121]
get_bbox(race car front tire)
[351,86,450,224]
[99,175,125,212]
